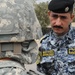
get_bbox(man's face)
[48,11,74,36]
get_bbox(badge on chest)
[68,48,75,54]
[40,50,55,56]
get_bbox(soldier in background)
[37,0,75,75]
[0,0,42,75]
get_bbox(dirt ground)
[25,63,45,75]
[25,62,37,71]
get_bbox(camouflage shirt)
[37,25,75,75]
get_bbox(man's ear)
[48,11,51,16]
[71,14,74,20]
[71,14,74,22]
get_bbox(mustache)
[53,26,63,29]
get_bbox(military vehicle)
[0,0,43,75]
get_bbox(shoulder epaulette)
[40,34,49,43]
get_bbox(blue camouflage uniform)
[37,25,75,75]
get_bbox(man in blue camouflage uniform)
[37,0,75,75]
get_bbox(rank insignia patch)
[68,48,75,54]
[40,50,54,56]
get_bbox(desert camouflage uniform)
[37,25,75,75]
[0,0,43,75]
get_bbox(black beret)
[48,0,74,13]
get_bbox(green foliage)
[34,2,75,34]
[35,2,50,29]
